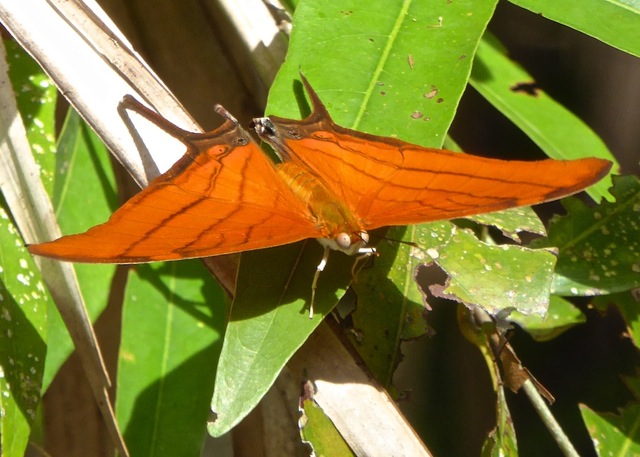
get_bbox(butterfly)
[29,75,612,315]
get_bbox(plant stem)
[522,379,579,457]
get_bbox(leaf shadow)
[116,99,162,185]
[230,240,366,321]
[121,342,222,456]
[132,260,227,330]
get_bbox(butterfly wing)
[29,102,321,263]
[257,76,612,230]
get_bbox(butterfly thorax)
[276,161,368,255]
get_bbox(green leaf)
[210,242,357,436]
[509,295,586,342]
[0,197,48,457]
[580,403,640,456]
[470,32,617,202]
[268,0,499,143]
[595,292,640,349]
[300,392,355,456]
[5,38,57,196]
[481,387,519,456]
[350,225,432,387]
[466,207,546,242]
[211,0,500,435]
[116,261,226,457]
[430,227,557,316]
[510,0,640,58]
[457,306,519,456]
[537,176,640,296]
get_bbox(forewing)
[278,128,611,229]
[29,121,321,263]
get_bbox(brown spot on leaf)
[300,379,315,405]
[411,111,423,119]
[424,85,438,99]
[511,81,541,97]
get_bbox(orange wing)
[28,98,321,263]
[256,75,612,230]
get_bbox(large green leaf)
[427,225,558,317]
[210,0,500,436]
[510,0,640,57]
[268,0,498,142]
[580,403,640,456]
[210,241,357,435]
[509,295,586,342]
[116,261,226,457]
[0,196,47,457]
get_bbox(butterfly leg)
[350,247,377,282]
[310,245,331,319]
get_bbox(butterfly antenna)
[379,235,420,249]
[214,104,240,125]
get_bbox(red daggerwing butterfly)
[29,75,612,315]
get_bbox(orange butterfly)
[29,76,612,314]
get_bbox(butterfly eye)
[335,233,352,249]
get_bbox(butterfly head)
[251,117,275,137]
[318,230,372,256]
[251,117,291,160]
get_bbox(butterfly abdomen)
[277,162,363,240]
